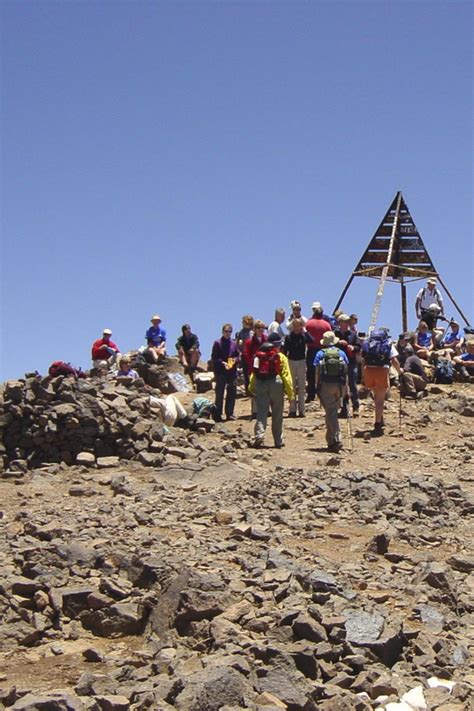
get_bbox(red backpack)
[253,347,281,380]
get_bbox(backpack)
[253,347,281,379]
[434,358,454,384]
[362,330,392,366]
[320,347,347,383]
[48,361,84,378]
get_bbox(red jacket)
[243,334,267,372]
[305,318,332,352]
[91,338,119,360]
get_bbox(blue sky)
[1,0,472,380]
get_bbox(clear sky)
[1,0,472,380]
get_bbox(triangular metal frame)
[334,191,470,331]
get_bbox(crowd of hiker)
[48,277,473,453]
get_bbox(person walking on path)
[362,328,402,436]
[211,324,240,422]
[314,332,348,452]
[249,332,294,448]
[334,313,361,418]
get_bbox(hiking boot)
[338,409,348,419]
[305,396,314,404]
[297,412,306,418]
[327,441,342,453]
[372,422,384,437]
[275,441,285,449]
[251,438,264,449]
[226,414,237,421]
[415,391,425,401]
[352,408,359,418]
[288,411,297,418]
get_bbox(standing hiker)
[362,328,402,436]
[334,313,361,418]
[305,304,332,402]
[282,317,311,417]
[211,323,240,422]
[249,332,294,448]
[415,277,445,327]
[314,331,348,452]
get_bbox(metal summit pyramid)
[334,191,470,331]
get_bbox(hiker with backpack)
[334,313,361,418]
[282,317,312,417]
[362,328,402,436]
[314,331,348,453]
[211,323,240,422]
[249,332,294,448]
[415,277,445,328]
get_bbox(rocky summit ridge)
[0,362,473,710]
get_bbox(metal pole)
[333,273,355,314]
[369,192,403,331]
[401,278,408,332]
[436,275,471,326]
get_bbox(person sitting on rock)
[145,315,167,363]
[91,329,121,369]
[440,320,463,356]
[175,324,201,376]
[249,332,294,448]
[116,356,139,379]
[413,321,433,361]
[314,331,348,452]
[453,339,474,380]
[399,345,429,399]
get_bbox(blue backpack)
[434,359,454,384]
[362,330,392,366]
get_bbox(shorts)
[363,365,389,391]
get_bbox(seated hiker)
[414,321,433,361]
[415,277,445,327]
[145,315,167,363]
[362,328,402,436]
[235,315,254,393]
[334,313,361,417]
[282,317,311,417]
[440,320,463,356]
[211,323,240,422]
[176,324,201,374]
[116,356,139,379]
[91,329,121,369]
[249,332,294,448]
[314,331,348,452]
[399,345,429,399]
[453,339,474,380]
[286,300,308,332]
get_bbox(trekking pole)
[398,386,403,434]
[346,400,354,451]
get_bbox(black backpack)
[362,330,392,366]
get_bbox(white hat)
[427,277,437,285]
[290,300,301,309]
[321,331,339,347]
[151,315,162,322]
[103,328,112,335]
[312,301,322,311]
[428,303,441,312]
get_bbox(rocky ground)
[0,365,473,710]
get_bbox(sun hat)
[290,300,301,309]
[268,332,282,346]
[312,301,322,311]
[321,331,339,347]
[103,328,112,335]
[151,315,162,322]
